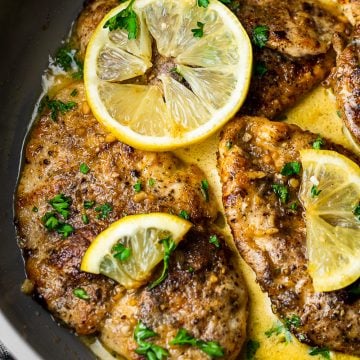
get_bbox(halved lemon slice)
[84,0,252,151]
[299,149,360,292]
[81,213,191,289]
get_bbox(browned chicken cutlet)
[15,84,248,358]
[218,116,360,356]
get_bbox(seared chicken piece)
[101,229,247,360]
[15,84,248,358]
[218,116,360,356]
[339,0,360,25]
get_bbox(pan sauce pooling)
[15,0,360,359]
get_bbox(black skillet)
[0,0,96,358]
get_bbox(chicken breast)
[15,83,248,358]
[218,116,360,356]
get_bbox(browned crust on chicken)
[101,230,247,360]
[218,116,360,356]
[332,24,360,142]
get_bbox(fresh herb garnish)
[179,210,190,220]
[281,162,301,176]
[353,202,360,221]
[312,136,325,150]
[41,95,77,121]
[284,315,301,329]
[308,347,331,359]
[254,62,268,77]
[84,200,96,209]
[56,223,75,237]
[272,184,289,204]
[336,110,342,118]
[54,45,83,79]
[148,236,176,289]
[148,178,156,187]
[252,25,269,48]
[188,266,194,273]
[32,206,38,213]
[245,339,260,360]
[82,214,89,224]
[95,203,113,219]
[209,234,220,248]
[191,22,205,38]
[289,202,298,211]
[197,0,210,7]
[112,243,132,261]
[133,180,142,193]
[49,194,72,219]
[170,328,224,357]
[265,321,292,343]
[134,322,169,360]
[73,288,90,300]
[200,179,210,202]
[70,89,78,97]
[226,140,233,150]
[79,162,90,174]
[104,0,138,39]
[41,212,74,238]
[311,185,321,198]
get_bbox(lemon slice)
[299,149,360,292]
[84,0,252,151]
[81,213,191,289]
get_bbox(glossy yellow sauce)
[174,86,360,360]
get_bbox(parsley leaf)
[112,243,132,261]
[272,184,289,204]
[54,45,83,79]
[95,203,113,219]
[311,185,321,198]
[70,89,78,97]
[353,202,360,221]
[73,288,90,300]
[49,194,72,219]
[170,328,224,357]
[134,322,169,360]
[41,95,77,121]
[245,339,260,360]
[209,234,221,248]
[254,62,268,77]
[133,180,142,193]
[148,178,156,187]
[32,206,38,213]
[281,162,301,176]
[284,315,301,329]
[265,321,292,343]
[197,0,210,7]
[226,140,233,149]
[191,22,205,38]
[309,347,331,359]
[200,179,210,202]
[104,0,138,39]
[312,136,325,150]
[179,210,190,220]
[41,212,74,238]
[82,214,89,224]
[148,236,176,289]
[80,162,90,174]
[289,202,298,211]
[84,200,96,209]
[252,25,269,48]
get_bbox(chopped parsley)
[209,234,221,248]
[134,322,169,360]
[49,194,72,219]
[70,88,78,97]
[272,184,289,204]
[41,95,77,121]
[188,266,194,273]
[200,179,210,202]
[79,162,90,174]
[41,212,74,238]
[54,45,83,79]
[254,61,268,77]
[95,203,113,219]
[226,140,233,150]
[32,206,38,213]
[82,214,89,225]
[112,243,131,261]
[353,202,360,221]
[308,347,331,359]
[179,210,190,220]
[148,236,176,289]
[336,110,342,118]
[192,22,205,38]
[84,200,96,209]
[197,0,210,7]
[284,315,301,329]
[73,288,90,300]
[281,162,301,176]
[312,136,325,150]
[311,185,322,198]
[252,25,269,48]
[265,321,292,343]
[103,0,138,39]
[289,202,298,211]
[245,339,260,360]
[148,178,156,187]
[133,180,142,192]
[170,328,224,357]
